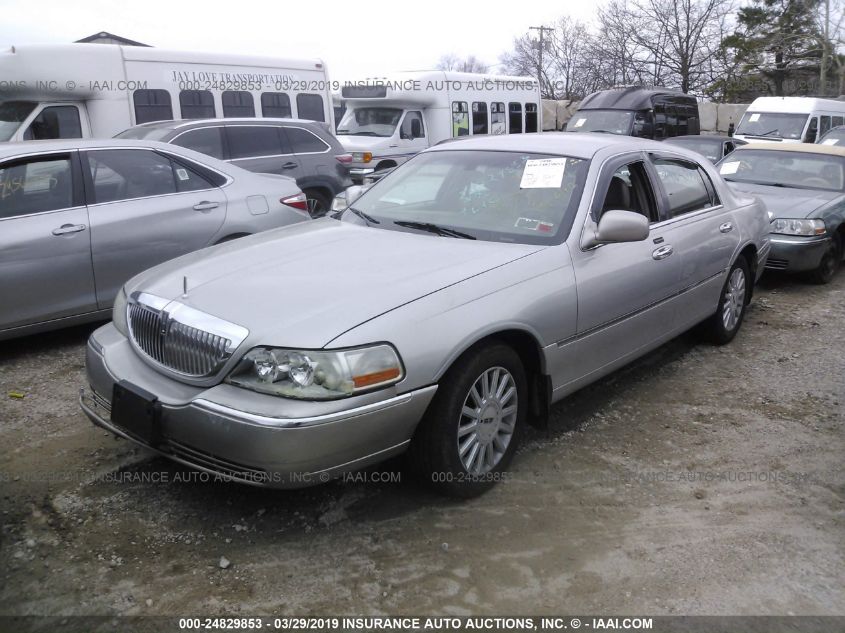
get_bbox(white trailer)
[0,44,335,141]
[337,71,541,181]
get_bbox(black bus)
[565,87,700,139]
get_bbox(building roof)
[74,32,151,47]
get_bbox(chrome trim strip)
[191,384,438,429]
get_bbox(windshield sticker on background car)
[573,118,586,128]
[515,217,555,232]
[822,138,839,146]
[520,158,567,189]
[748,113,760,122]
[720,161,740,175]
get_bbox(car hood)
[726,182,841,219]
[128,219,544,349]
[336,135,393,152]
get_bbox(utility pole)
[529,25,553,97]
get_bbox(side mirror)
[330,184,370,216]
[584,210,649,248]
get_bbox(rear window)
[284,127,328,153]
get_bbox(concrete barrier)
[717,104,749,133]
[699,102,718,133]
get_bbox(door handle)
[719,222,734,233]
[193,201,219,211]
[652,245,674,260]
[52,223,86,236]
[281,162,298,170]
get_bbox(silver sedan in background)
[0,139,311,340]
[81,134,770,497]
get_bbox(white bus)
[337,71,541,181]
[0,44,335,142]
[734,96,845,144]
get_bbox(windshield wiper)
[756,128,780,137]
[393,220,476,240]
[345,206,381,224]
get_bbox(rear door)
[0,151,96,330]
[225,125,301,178]
[647,153,741,329]
[83,147,227,308]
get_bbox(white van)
[337,71,541,181]
[733,96,845,144]
[0,44,334,141]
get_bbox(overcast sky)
[0,0,598,80]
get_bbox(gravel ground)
[0,272,843,623]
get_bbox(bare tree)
[436,54,489,73]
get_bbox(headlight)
[226,344,404,400]
[352,151,372,163]
[770,218,827,236]
[113,287,128,335]
[330,191,348,214]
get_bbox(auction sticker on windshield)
[520,158,567,189]
[573,118,586,128]
[822,138,839,146]
[748,113,760,122]
[720,161,740,175]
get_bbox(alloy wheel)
[722,267,746,331]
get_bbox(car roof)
[426,132,668,159]
[133,117,322,131]
[738,142,845,157]
[579,86,690,111]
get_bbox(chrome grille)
[127,293,249,378]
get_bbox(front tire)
[808,232,842,285]
[409,343,527,498]
[703,256,750,345]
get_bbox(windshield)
[343,150,590,244]
[736,112,808,140]
[337,107,403,137]
[664,138,721,162]
[819,127,845,146]
[0,101,36,141]
[566,110,633,135]
[718,149,845,192]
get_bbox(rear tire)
[703,256,750,345]
[408,343,527,498]
[304,189,331,219]
[807,232,842,285]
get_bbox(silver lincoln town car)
[81,134,771,497]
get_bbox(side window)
[23,106,82,140]
[833,116,844,128]
[133,89,173,124]
[226,126,283,159]
[296,94,325,122]
[598,161,658,224]
[508,103,522,134]
[525,103,538,133]
[0,155,74,218]
[261,93,292,118]
[284,126,328,153]
[472,102,488,135]
[169,158,215,193]
[653,103,667,140]
[400,111,425,140]
[491,102,506,134]
[222,91,255,118]
[452,102,469,137]
[87,150,179,203]
[652,158,715,218]
[805,116,819,142]
[171,127,226,160]
[179,90,215,119]
[821,115,832,137]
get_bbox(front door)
[83,148,226,308]
[568,156,683,379]
[0,151,96,331]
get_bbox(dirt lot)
[1,272,843,622]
